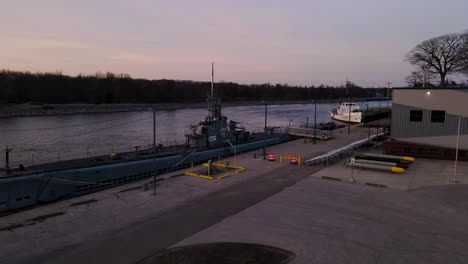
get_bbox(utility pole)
[346,80,351,134]
[453,115,461,183]
[386,82,391,109]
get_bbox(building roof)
[392,87,468,90]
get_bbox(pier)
[286,127,331,140]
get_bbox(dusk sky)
[1,0,468,87]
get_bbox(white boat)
[330,101,362,124]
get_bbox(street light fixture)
[225,140,237,165]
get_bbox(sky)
[1,0,468,87]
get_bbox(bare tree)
[406,33,468,86]
[405,67,437,87]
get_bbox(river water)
[0,101,389,167]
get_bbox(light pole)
[453,115,461,183]
[152,106,157,195]
[225,140,237,165]
[348,101,351,134]
[386,82,391,109]
[288,119,294,129]
[366,104,370,141]
[264,101,268,132]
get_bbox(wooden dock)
[287,127,332,140]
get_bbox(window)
[409,110,423,122]
[431,110,445,123]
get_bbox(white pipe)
[346,162,404,173]
[354,159,399,167]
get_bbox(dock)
[2,126,468,264]
[286,127,331,140]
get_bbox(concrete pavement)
[0,127,368,264]
[171,177,468,264]
[2,126,468,263]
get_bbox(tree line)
[406,30,468,87]
[0,70,387,104]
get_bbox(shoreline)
[0,97,388,118]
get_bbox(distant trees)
[405,66,437,87]
[0,70,386,104]
[406,33,468,86]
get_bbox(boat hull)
[0,135,291,213]
[330,110,362,124]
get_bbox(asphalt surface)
[5,129,468,264]
[10,166,468,263]
[171,179,468,264]
[29,163,316,264]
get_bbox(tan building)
[384,87,468,160]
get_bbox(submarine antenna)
[211,62,214,97]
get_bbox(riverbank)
[0,97,388,118]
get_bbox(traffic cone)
[268,151,275,161]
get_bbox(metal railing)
[2,139,187,170]
[305,133,386,167]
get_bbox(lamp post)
[366,104,370,141]
[313,100,317,144]
[453,115,461,183]
[348,101,351,134]
[386,82,391,109]
[152,106,157,195]
[225,140,237,165]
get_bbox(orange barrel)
[290,155,298,165]
[268,151,275,161]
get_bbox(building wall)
[392,103,468,138]
[390,88,468,151]
[393,88,468,116]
